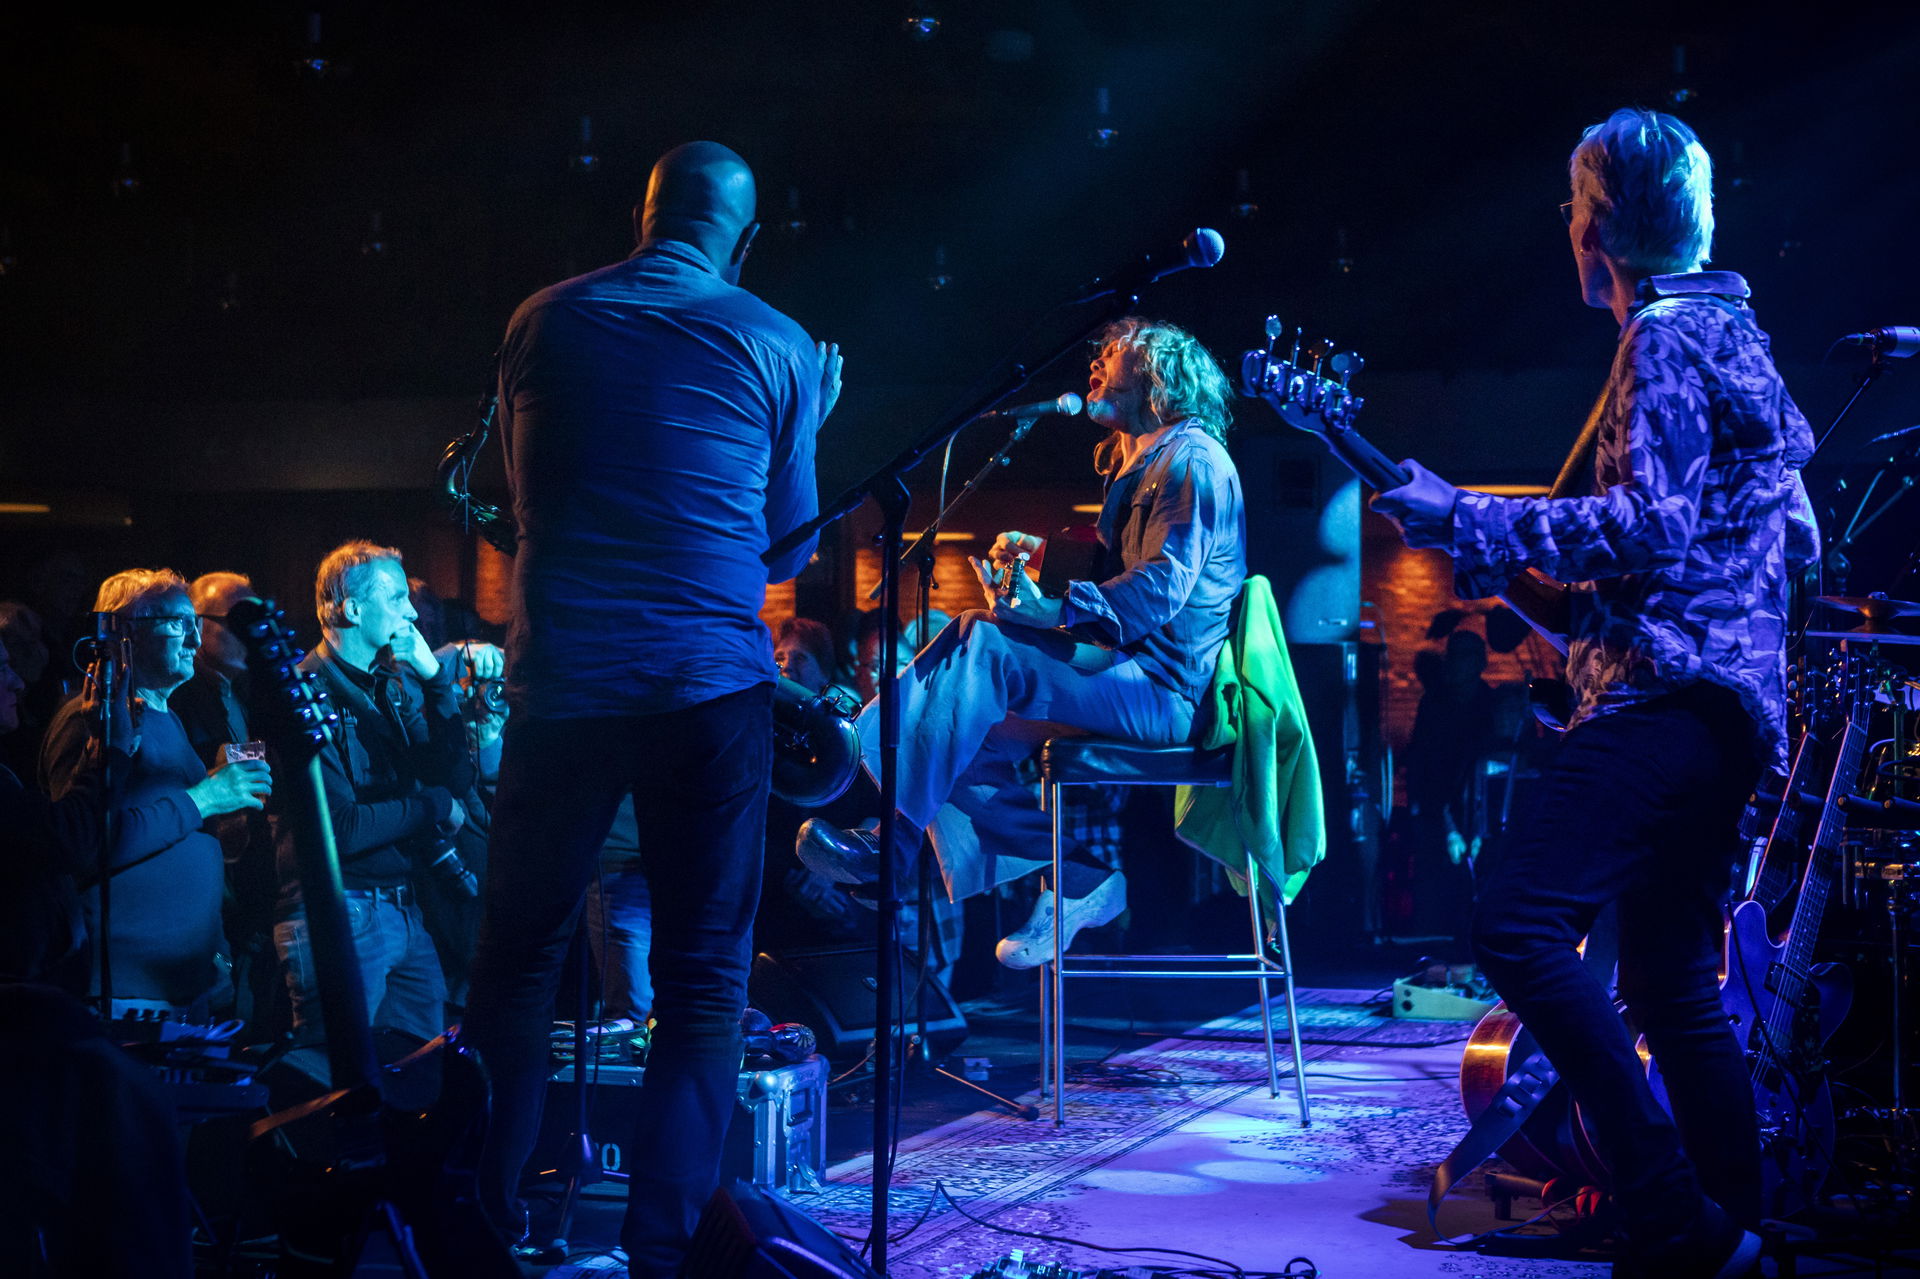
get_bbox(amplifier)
[535,1054,828,1196]
[750,945,968,1063]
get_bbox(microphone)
[1840,326,1920,359]
[1075,228,1226,302]
[978,392,1084,420]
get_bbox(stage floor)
[528,979,1913,1279]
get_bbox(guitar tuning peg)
[1331,351,1365,386]
[1304,338,1331,374]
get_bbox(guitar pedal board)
[964,1255,1149,1279]
[964,1253,1318,1279]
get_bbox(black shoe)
[795,818,883,886]
[1613,1197,1761,1279]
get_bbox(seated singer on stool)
[800,317,1245,968]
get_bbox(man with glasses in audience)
[40,569,274,1017]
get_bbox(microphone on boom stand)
[975,392,1084,421]
[1071,228,1226,304]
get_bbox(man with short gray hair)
[1373,109,1814,1275]
[270,541,502,1084]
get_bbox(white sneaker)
[995,871,1128,970]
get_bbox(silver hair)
[1570,108,1714,277]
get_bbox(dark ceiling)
[3,2,1917,486]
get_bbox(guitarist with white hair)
[1374,108,1819,1279]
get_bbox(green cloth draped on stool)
[1174,575,1326,906]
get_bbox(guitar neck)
[1776,687,1871,1009]
[1748,729,1815,912]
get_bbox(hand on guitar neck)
[1238,321,1571,656]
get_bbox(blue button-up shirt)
[1060,422,1247,703]
[498,242,822,718]
[1438,271,1818,772]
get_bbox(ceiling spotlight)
[901,5,940,40]
[779,187,807,238]
[1088,87,1118,149]
[927,245,954,291]
[569,115,601,173]
[1230,168,1259,220]
[297,12,331,79]
[360,211,387,258]
[111,143,141,199]
[1331,226,1356,275]
[1667,44,1697,106]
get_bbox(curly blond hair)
[1089,318,1234,476]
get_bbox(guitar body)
[1459,1002,1609,1187]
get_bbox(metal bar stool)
[1035,736,1311,1127]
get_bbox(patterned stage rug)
[804,987,1607,1278]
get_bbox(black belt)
[344,884,414,906]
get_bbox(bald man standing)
[464,141,842,1273]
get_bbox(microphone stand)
[765,289,1144,1275]
[892,417,1047,1122]
[1813,345,1900,594]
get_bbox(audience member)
[419,639,509,1010]
[40,569,273,1015]
[0,600,52,779]
[271,542,499,1083]
[171,571,287,1034]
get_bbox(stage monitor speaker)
[681,1178,880,1279]
[1233,429,1362,644]
[748,945,967,1064]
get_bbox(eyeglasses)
[130,614,201,637]
[1559,200,1576,226]
[196,612,228,624]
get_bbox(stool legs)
[1049,780,1067,1125]
[1272,878,1312,1125]
[1246,859,1282,1100]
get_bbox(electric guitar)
[229,598,520,1277]
[1240,317,1572,656]
[1714,655,1866,1217]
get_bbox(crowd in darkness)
[0,548,922,1050]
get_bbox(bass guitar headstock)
[226,597,341,765]
[1241,315,1366,435]
[1240,316,1408,492]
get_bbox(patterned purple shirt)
[1428,272,1818,772]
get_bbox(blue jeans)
[862,610,1193,900]
[1471,684,1762,1232]
[463,684,770,1278]
[586,860,654,1021]
[273,889,448,1082]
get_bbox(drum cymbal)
[1814,595,1920,621]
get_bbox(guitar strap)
[1428,1047,1562,1241]
[1547,388,1608,500]
[1547,295,1752,501]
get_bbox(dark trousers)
[463,684,771,1277]
[1471,685,1762,1233]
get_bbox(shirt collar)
[628,239,720,277]
[316,638,379,693]
[1633,270,1751,306]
